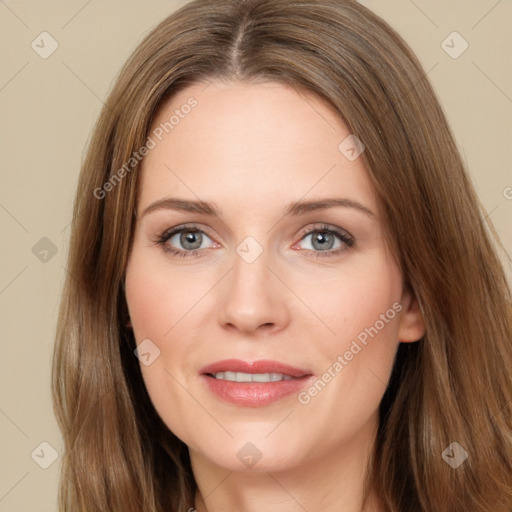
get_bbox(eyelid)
[158,223,215,241]
[294,223,353,243]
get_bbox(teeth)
[212,372,294,382]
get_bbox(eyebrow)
[139,197,376,219]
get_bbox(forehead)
[138,80,378,218]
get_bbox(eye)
[155,224,216,257]
[294,223,354,257]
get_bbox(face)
[124,80,424,473]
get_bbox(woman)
[51,0,512,511]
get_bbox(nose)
[216,248,290,335]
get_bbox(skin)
[124,79,425,512]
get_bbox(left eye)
[294,225,354,256]
[298,230,343,251]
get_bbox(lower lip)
[201,374,313,407]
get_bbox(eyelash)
[154,223,355,259]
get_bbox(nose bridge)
[232,242,270,294]
[216,237,289,333]
[230,240,275,306]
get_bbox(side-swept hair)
[52,1,512,510]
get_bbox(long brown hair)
[52,0,512,510]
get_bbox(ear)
[397,288,425,343]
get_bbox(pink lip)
[199,359,311,378]
[199,359,314,407]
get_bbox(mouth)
[207,371,295,382]
[199,359,314,407]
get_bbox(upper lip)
[199,359,312,378]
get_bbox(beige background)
[0,1,511,510]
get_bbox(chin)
[191,433,308,473]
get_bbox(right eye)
[156,224,217,257]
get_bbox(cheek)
[124,252,204,445]
[125,275,173,341]
[306,255,402,351]
[300,254,403,413]
[125,249,201,341]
